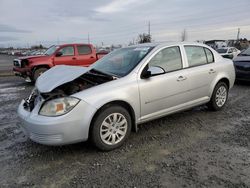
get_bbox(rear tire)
[91,105,132,151]
[207,82,228,111]
[32,67,48,82]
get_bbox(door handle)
[90,56,94,59]
[209,69,216,74]
[177,76,187,81]
[72,57,76,60]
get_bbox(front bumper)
[13,66,32,78]
[18,99,97,145]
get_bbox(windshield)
[91,46,153,77]
[216,49,227,53]
[45,45,59,56]
[239,47,250,56]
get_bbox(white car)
[216,47,240,59]
[18,42,235,151]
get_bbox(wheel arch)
[31,64,50,72]
[89,100,137,138]
[210,76,230,97]
[217,77,230,89]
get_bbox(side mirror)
[141,65,165,79]
[55,51,63,57]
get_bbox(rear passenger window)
[148,46,182,72]
[185,46,207,67]
[77,45,92,55]
[204,48,214,63]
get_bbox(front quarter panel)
[72,73,141,123]
[29,57,54,69]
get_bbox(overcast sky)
[0,0,249,47]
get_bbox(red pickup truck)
[13,43,107,82]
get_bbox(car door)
[138,46,190,120]
[183,46,216,100]
[76,45,97,66]
[53,45,77,66]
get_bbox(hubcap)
[215,86,227,107]
[100,113,128,145]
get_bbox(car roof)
[128,41,211,49]
[58,43,92,47]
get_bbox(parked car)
[13,43,107,82]
[233,47,250,81]
[216,47,240,59]
[18,42,235,151]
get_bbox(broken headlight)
[39,97,80,116]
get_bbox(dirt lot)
[0,55,250,187]
[0,55,17,75]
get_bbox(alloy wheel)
[100,113,128,145]
[215,86,227,107]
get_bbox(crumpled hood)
[36,65,91,93]
[233,55,250,61]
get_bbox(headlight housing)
[39,97,80,116]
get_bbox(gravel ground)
[0,75,250,187]
[0,55,17,75]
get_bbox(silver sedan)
[18,42,235,150]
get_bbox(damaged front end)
[23,65,117,114]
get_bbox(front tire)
[32,67,48,82]
[91,105,132,151]
[207,82,228,111]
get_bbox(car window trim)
[203,47,214,64]
[148,46,183,72]
[184,45,214,68]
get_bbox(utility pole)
[237,28,240,41]
[88,33,90,44]
[148,21,151,36]
[181,29,186,41]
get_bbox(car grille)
[13,59,21,67]
[13,59,28,68]
[29,132,63,143]
[23,89,41,112]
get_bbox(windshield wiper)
[239,54,250,56]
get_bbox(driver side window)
[58,46,74,56]
[148,46,182,72]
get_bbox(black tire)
[207,82,228,111]
[32,67,48,82]
[90,105,132,151]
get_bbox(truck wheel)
[207,82,228,111]
[32,67,48,82]
[91,105,132,151]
